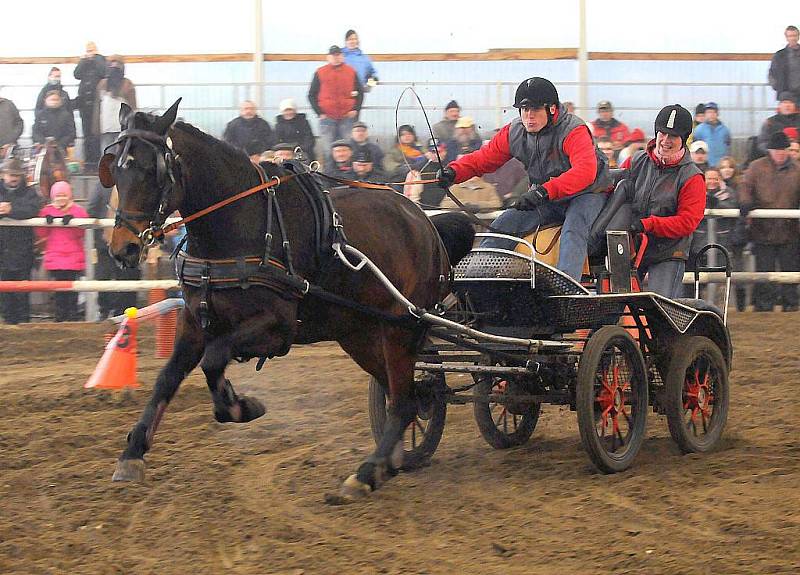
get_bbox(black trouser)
[0,267,32,324]
[752,240,799,311]
[79,103,100,164]
[95,242,140,318]
[50,270,81,321]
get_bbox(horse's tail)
[430,212,475,267]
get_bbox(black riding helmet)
[514,77,560,127]
[654,104,693,146]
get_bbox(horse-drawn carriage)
[104,100,732,499]
[369,230,732,474]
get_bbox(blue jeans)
[319,116,355,166]
[640,259,686,298]
[480,192,607,280]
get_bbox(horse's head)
[100,98,182,268]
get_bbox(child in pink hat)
[37,181,89,321]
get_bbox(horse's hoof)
[238,395,266,422]
[214,396,266,423]
[112,458,145,482]
[324,474,372,505]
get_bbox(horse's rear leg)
[340,325,421,501]
[113,315,205,482]
[202,312,294,424]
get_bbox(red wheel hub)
[596,363,629,439]
[683,366,714,431]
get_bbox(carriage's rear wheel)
[664,336,729,453]
[368,370,447,470]
[473,374,540,449]
[576,326,648,473]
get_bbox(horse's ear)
[154,98,182,135]
[98,153,116,188]
[119,103,132,128]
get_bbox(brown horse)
[33,138,68,198]
[101,100,474,499]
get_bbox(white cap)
[689,140,708,153]
[279,98,296,112]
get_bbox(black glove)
[436,166,456,190]
[61,214,74,225]
[45,214,55,224]
[512,184,548,210]
[630,219,645,234]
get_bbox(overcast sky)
[2,0,792,57]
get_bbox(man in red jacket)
[621,104,706,298]
[308,45,363,167]
[438,77,611,280]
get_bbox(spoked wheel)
[664,336,729,453]
[368,369,447,470]
[473,374,540,449]
[576,326,648,473]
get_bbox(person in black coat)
[35,67,72,118]
[769,26,800,101]
[274,99,316,161]
[0,158,42,324]
[32,91,76,151]
[223,100,275,160]
[73,42,106,167]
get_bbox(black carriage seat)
[587,174,633,258]
[673,297,724,319]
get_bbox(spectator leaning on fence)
[768,25,800,102]
[739,131,800,313]
[343,30,378,92]
[324,140,355,178]
[617,128,646,166]
[308,45,363,167]
[223,100,276,162]
[35,67,72,119]
[385,125,427,181]
[591,100,630,152]
[717,155,750,311]
[689,140,711,172]
[94,55,137,155]
[349,121,384,171]
[0,96,24,151]
[0,158,42,325]
[74,42,106,169]
[32,91,77,152]
[758,92,799,154]
[692,102,731,167]
[445,117,483,164]
[36,181,89,322]
[433,101,461,142]
[274,99,315,162]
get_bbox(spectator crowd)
[0,25,799,323]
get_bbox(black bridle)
[103,128,180,250]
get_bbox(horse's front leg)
[339,325,421,501]
[203,310,296,424]
[112,313,205,482]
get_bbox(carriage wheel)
[473,373,540,449]
[576,326,648,473]
[664,336,729,454]
[368,370,447,470]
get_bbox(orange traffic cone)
[85,307,140,390]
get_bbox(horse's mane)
[170,121,258,196]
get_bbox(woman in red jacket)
[622,104,706,298]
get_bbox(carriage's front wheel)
[368,370,447,470]
[664,336,729,453]
[576,326,648,473]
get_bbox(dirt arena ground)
[1,311,798,574]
